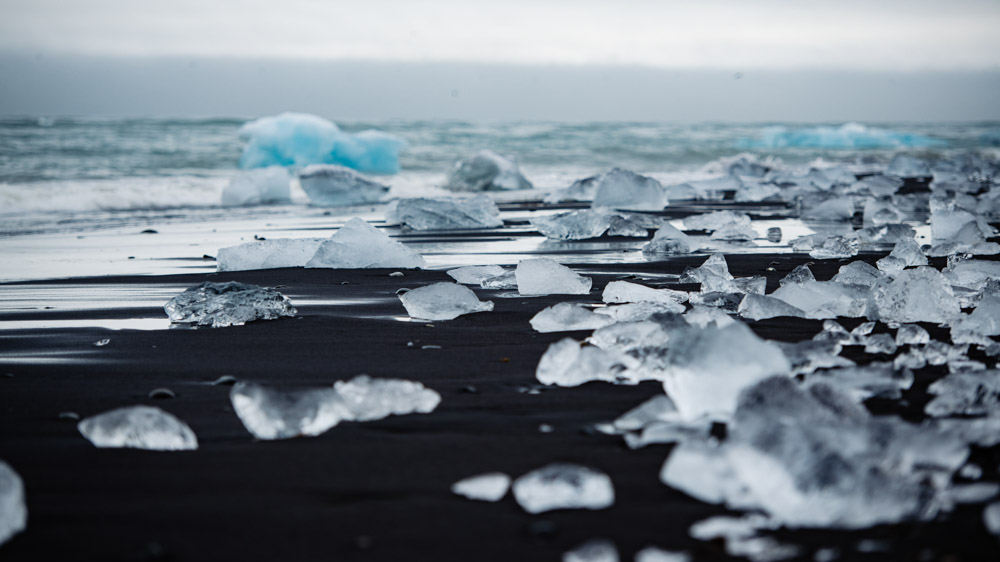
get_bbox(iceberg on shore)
[306,218,426,269]
[386,195,503,230]
[298,165,390,206]
[443,150,532,191]
[221,167,291,207]
[238,113,404,174]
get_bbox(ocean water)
[1,117,998,220]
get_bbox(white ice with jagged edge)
[531,208,663,240]
[536,338,638,386]
[230,376,440,440]
[451,472,511,502]
[239,112,404,174]
[515,258,592,296]
[738,294,807,321]
[591,168,667,211]
[530,303,616,333]
[602,281,688,308]
[0,461,27,547]
[512,463,615,514]
[221,166,291,207]
[217,238,325,272]
[447,265,507,285]
[385,195,503,230]
[298,164,390,206]
[399,282,494,321]
[306,218,426,269]
[643,224,693,255]
[443,150,532,191]
[870,267,961,324]
[78,406,198,450]
[164,281,297,327]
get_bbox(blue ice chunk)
[738,123,945,150]
[238,113,405,174]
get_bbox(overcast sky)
[1,0,998,120]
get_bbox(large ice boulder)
[221,166,291,206]
[298,165,389,206]
[385,195,503,230]
[306,218,426,269]
[592,168,667,211]
[238,113,404,174]
[443,150,532,191]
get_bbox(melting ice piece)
[481,271,518,289]
[770,281,869,319]
[662,323,791,419]
[164,282,297,327]
[512,463,615,514]
[217,238,325,271]
[925,370,1000,417]
[536,338,637,386]
[779,265,815,286]
[738,294,806,321]
[385,195,503,230]
[801,197,855,221]
[660,440,753,505]
[876,238,927,274]
[776,339,854,376]
[238,113,404,173]
[221,166,291,206]
[862,197,904,226]
[515,258,592,296]
[447,265,507,285]
[544,174,601,203]
[399,282,494,321]
[0,461,27,546]
[530,303,616,333]
[298,164,390,206]
[808,235,860,259]
[985,502,1000,536]
[635,547,692,562]
[887,154,931,178]
[944,260,1000,291]
[306,218,426,269]
[953,296,1000,337]
[683,210,751,233]
[870,267,961,324]
[832,261,886,287]
[592,168,667,211]
[642,224,693,255]
[602,280,688,307]
[563,539,619,562]
[78,406,198,450]
[451,472,511,502]
[612,395,680,432]
[531,208,662,240]
[804,363,913,401]
[443,150,532,191]
[895,324,931,345]
[230,376,440,439]
[681,254,734,292]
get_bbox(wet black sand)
[1,253,999,561]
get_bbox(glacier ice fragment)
[515,258,592,296]
[78,406,198,450]
[530,303,616,333]
[399,282,493,321]
[512,463,615,514]
[164,282,296,327]
[563,539,619,562]
[386,195,503,230]
[592,168,667,211]
[0,461,27,546]
[451,472,511,502]
[298,164,389,206]
[306,218,426,269]
[447,265,507,285]
[217,238,325,272]
[443,150,532,191]
[221,166,291,206]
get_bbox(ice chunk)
[831,261,886,287]
[895,324,930,345]
[925,370,1000,417]
[532,208,662,240]
[769,281,868,319]
[689,514,800,562]
[808,235,859,259]
[78,406,198,450]
[870,267,961,324]
[661,323,791,419]
[563,539,619,562]
[238,112,404,173]
[515,258,592,296]
[862,197,903,226]
[530,303,616,333]
[804,363,913,401]
[230,376,440,439]
[602,281,688,307]
[385,195,502,230]
[298,164,389,206]
[512,463,615,514]
[683,211,751,232]
[545,174,600,203]
[611,394,680,432]
[738,294,806,321]
[592,168,667,211]
[985,502,1000,536]
[779,265,815,286]
[399,282,493,321]
[876,238,927,274]
[447,265,507,285]
[536,338,637,386]
[735,182,781,202]
[776,339,854,376]
[443,150,532,191]
[862,333,898,355]
[451,472,511,502]
[681,254,733,292]
[944,260,1000,291]
[0,461,27,546]
[635,547,691,562]
[953,296,1000,337]
[306,218,426,269]
[480,270,518,289]
[642,224,693,255]
[217,238,325,272]
[802,197,855,221]
[164,282,296,327]
[855,223,917,245]
[221,166,291,206]
[887,154,931,178]
[855,175,903,196]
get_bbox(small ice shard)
[738,294,807,321]
[661,322,791,420]
[735,182,781,202]
[777,339,854,375]
[808,235,859,259]
[602,281,688,307]
[635,547,691,562]
[596,302,687,324]
[536,338,637,386]
[238,112,403,173]
[769,281,869,319]
[230,376,440,439]
[985,502,1000,536]
[681,254,733,292]
[660,440,753,505]
[803,363,913,401]
[447,265,507,285]
[531,209,610,240]
[930,198,991,243]
[870,267,962,324]
[887,154,931,178]
[217,238,325,271]
[802,197,855,221]
[164,282,296,327]
[862,333,898,355]
[221,166,291,206]
[298,164,390,206]
[306,218,426,269]
[946,483,1000,505]
[952,296,1000,337]
[683,211,751,232]
[812,320,854,345]
[684,305,737,328]
[710,223,758,242]
[831,261,886,287]
[563,539,619,562]
[530,303,616,333]
[78,406,198,451]
[480,270,518,289]
[611,394,680,432]
[877,238,927,274]
[451,472,511,502]
[779,265,815,286]
[0,461,27,546]
[385,195,503,230]
[925,370,1000,417]
[399,282,494,321]
[895,324,930,345]
[642,224,693,255]
[855,174,903,196]
[944,260,1000,292]
[512,463,615,514]
[443,150,532,191]
[515,258,592,296]
[862,197,904,226]
[592,168,667,211]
